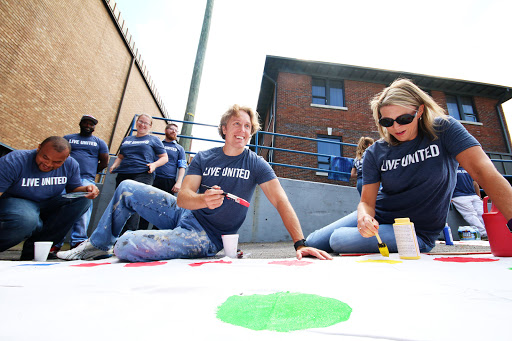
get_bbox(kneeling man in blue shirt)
[0,136,99,260]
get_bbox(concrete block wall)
[87,168,467,243]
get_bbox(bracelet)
[294,239,307,251]
[507,218,512,232]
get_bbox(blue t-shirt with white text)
[155,140,187,179]
[64,133,109,181]
[0,149,82,202]
[363,117,480,247]
[187,147,276,250]
[114,135,165,174]
[452,167,476,198]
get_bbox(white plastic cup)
[33,241,53,262]
[221,234,239,258]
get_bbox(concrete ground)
[0,240,493,261]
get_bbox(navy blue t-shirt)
[452,167,476,198]
[363,117,480,247]
[187,147,276,250]
[155,140,187,179]
[64,133,109,181]
[0,149,82,202]
[114,135,165,174]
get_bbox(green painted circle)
[217,291,352,332]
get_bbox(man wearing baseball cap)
[52,115,109,255]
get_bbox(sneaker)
[481,235,489,241]
[56,239,112,260]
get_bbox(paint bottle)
[443,223,454,245]
[393,218,421,260]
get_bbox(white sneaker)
[57,240,112,260]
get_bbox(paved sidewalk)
[0,240,493,261]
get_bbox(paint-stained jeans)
[305,211,433,254]
[89,180,219,262]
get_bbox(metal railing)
[120,115,357,179]
[117,115,512,182]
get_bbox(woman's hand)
[357,214,379,237]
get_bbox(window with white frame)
[312,78,345,107]
[317,135,343,171]
[446,94,478,122]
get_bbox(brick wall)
[272,72,509,184]
[0,0,167,154]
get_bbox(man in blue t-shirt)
[57,105,332,262]
[0,136,100,260]
[451,166,487,239]
[55,115,109,252]
[154,123,187,195]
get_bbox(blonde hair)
[370,78,447,145]
[218,104,261,139]
[355,136,374,159]
[136,113,153,126]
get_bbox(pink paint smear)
[434,257,499,263]
[189,260,232,267]
[124,261,167,267]
[268,260,313,266]
[71,263,111,267]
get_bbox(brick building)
[0,0,171,157]
[255,55,512,186]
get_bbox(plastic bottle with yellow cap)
[393,218,421,260]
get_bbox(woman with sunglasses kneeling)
[306,78,512,255]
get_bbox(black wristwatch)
[294,239,307,251]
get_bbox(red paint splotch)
[434,257,499,263]
[268,260,313,266]
[124,261,167,267]
[189,260,232,267]
[71,263,111,267]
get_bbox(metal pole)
[180,0,214,153]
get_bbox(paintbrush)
[375,232,389,257]
[201,184,250,207]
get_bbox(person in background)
[50,115,109,256]
[57,104,332,262]
[351,136,374,195]
[306,78,512,254]
[139,123,187,230]
[109,114,168,233]
[0,136,99,260]
[155,123,187,195]
[451,166,487,240]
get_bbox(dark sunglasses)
[378,110,418,127]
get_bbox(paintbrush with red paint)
[201,184,250,207]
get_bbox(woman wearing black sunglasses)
[306,78,512,254]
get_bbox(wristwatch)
[294,239,307,251]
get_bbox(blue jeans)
[356,178,363,195]
[115,172,154,232]
[56,178,95,247]
[90,180,218,262]
[0,195,91,258]
[305,211,433,254]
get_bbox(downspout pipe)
[263,73,277,162]
[109,57,135,152]
[496,88,511,154]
